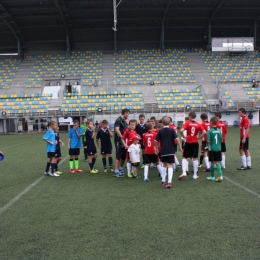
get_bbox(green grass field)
[0,127,260,260]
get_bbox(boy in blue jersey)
[86,121,98,174]
[43,121,60,177]
[96,120,114,172]
[135,114,147,168]
[54,126,64,174]
[68,120,83,174]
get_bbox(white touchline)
[1,141,35,150]
[0,155,70,215]
[224,176,260,199]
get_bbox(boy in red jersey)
[142,122,157,182]
[121,119,137,177]
[179,111,206,180]
[200,113,211,172]
[237,108,251,170]
[169,117,181,169]
[214,112,228,169]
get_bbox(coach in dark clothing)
[114,108,130,177]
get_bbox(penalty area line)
[0,155,69,215]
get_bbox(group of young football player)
[42,107,251,188]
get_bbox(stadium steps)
[186,53,218,99]
[10,58,36,88]
[221,84,251,102]
[102,54,114,83]
[48,99,62,114]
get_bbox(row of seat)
[61,106,145,112]
[26,52,103,88]
[4,109,49,114]
[158,104,206,109]
[0,59,20,88]
[113,50,195,85]
[154,88,206,108]
[201,51,260,82]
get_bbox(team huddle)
[42,107,251,188]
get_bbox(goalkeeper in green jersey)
[206,117,223,182]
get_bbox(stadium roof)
[0,0,260,52]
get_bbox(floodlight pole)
[114,31,118,52]
[66,34,70,52]
[161,23,165,53]
[17,38,21,57]
[160,0,171,54]
[113,0,123,53]
[208,22,211,49]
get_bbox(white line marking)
[0,155,69,215]
[224,176,260,199]
[0,176,45,215]
[2,140,35,149]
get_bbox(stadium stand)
[218,87,235,108]
[0,93,52,115]
[61,90,144,112]
[0,59,20,89]
[201,51,260,83]
[25,51,103,88]
[242,83,260,100]
[113,49,196,85]
[155,87,207,109]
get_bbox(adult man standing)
[114,108,130,177]
[237,108,251,170]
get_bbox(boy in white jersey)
[127,135,142,178]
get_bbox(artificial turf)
[0,127,260,259]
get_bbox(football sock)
[168,168,173,183]
[210,165,215,178]
[74,158,79,169]
[92,158,96,168]
[241,155,247,167]
[172,163,176,170]
[216,163,222,177]
[157,164,162,177]
[144,165,149,179]
[193,160,198,177]
[204,156,210,169]
[69,159,73,170]
[127,162,132,174]
[246,156,251,167]
[51,163,56,174]
[45,162,51,173]
[89,162,93,170]
[56,161,59,170]
[132,166,135,173]
[108,157,113,167]
[84,148,88,158]
[186,160,189,172]
[102,158,106,168]
[161,167,167,182]
[174,155,180,165]
[200,155,203,165]
[182,159,187,174]
[221,155,225,168]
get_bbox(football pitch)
[0,127,260,260]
